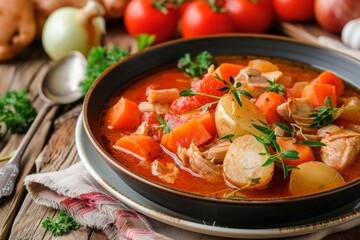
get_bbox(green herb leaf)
[177,51,214,78]
[79,46,130,95]
[136,34,155,51]
[274,122,293,134]
[155,115,173,134]
[300,140,326,147]
[265,79,285,95]
[42,210,80,236]
[0,90,37,134]
[219,134,237,143]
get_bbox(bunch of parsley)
[42,210,80,236]
[0,90,37,134]
[79,34,155,96]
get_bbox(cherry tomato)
[272,0,314,22]
[180,0,235,38]
[124,0,179,44]
[225,0,275,33]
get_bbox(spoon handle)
[0,103,52,199]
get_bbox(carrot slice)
[114,135,161,161]
[162,118,212,152]
[106,97,141,130]
[302,83,337,108]
[255,92,286,125]
[312,71,344,96]
[277,138,315,166]
[213,63,245,82]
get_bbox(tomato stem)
[207,0,225,13]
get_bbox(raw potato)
[215,93,267,137]
[223,135,274,189]
[289,161,345,196]
[0,0,36,61]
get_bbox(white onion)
[42,0,105,60]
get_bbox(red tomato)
[314,0,360,33]
[273,0,314,22]
[180,0,236,38]
[124,0,179,44]
[170,96,205,114]
[224,0,275,33]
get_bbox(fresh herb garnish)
[252,121,299,178]
[79,46,130,95]
[177,51,214,78]
[42,210,80,236]
[265,79,285,95]
[214,74,252,107]
[179,87,221,99]
[155,115,173,134]
[225,178,261,199]
[79,34,155,95]
[219,134,236,143]
[274,122,325,146]
[136,34,155,51]
[310,97,360,128]
[0,90,37,134]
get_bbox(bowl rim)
[83,33,360,205]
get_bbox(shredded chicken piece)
[277,98,315,131]
[177,147,189,167]
[203,141,231,164]
[147,88,180,104]
[177,143,223,183]
[234,67,271,97]
[134,121,149,135]
[151,160,179,184]
[262,71,283,82]
[317,125,343,138]
[321,129,360,170]
[138,101,169,114]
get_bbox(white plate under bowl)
[75,113,360,239]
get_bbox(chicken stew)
[99,54,360,199]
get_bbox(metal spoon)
[0,51,86,199]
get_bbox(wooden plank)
[8,105,108,239]
[0,50,58,240]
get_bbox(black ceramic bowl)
[83,34,360,228]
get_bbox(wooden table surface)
[0,25,360,240]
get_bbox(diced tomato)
[191,74,226,98]
[170,96,205,114]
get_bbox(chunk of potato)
[215,93,266,137]
[289,161,345,196]
[223,135,274,189]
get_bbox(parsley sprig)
[309,97,358,128]
[42,210,80,236]
[0,90,37,134]
[79,46,130,95]
[155,115,173,134]
[79,34,155,96]
[177,51,214,78]
[252,121,299,178]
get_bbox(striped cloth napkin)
[24,161,360,240]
